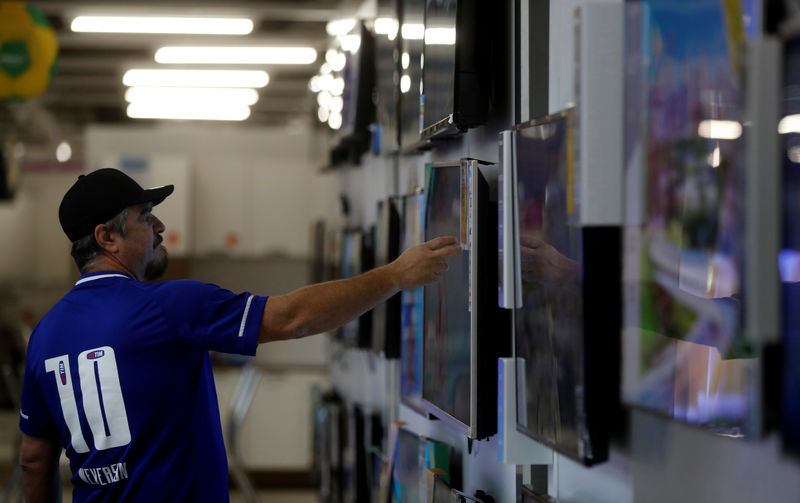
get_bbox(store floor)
[0,410,316,503]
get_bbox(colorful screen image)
[421,0,457,131]
[391,428,423,503]
[401,190,427,411]
[423,164,471,425]
[622,0,757,435]
[782,32,800,455]
[512,110,585,455]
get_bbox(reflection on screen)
[422,0,457,131]
[782,33,800,454]
[401,0,425,147]
[423,165,470,424]
[623,0,757,435]
[401,191,426,411]
[513,111,584,455]
[391,429,422,503]
[375,0,399,152]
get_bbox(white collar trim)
[75,274,132,286]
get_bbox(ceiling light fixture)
[155,47,317,65]
[122,69,269,88]
[424,27,456,45]
[779,114,800,134]
[326,19,356,36]
[126,102,251,121]
[125,87,259,106]
[71,16,254,35]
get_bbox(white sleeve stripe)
[238,295,255,338]
[20,410,29,420]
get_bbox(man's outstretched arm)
[259,236,461,343]
[20,433,60,503]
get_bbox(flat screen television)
[420,0,492,139]
[373,0,401,154]
[331,20,377,166]
[399,0,426,151]
[503,110,619,465]
[782,28,800,456]
[399,189,427,414]
[390,428,451,503]
[422,160,510,439]
[621,0,759,436]
[338,228,374,349]
[372,197,402,357]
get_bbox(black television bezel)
[330,21,377,167]
[419,0,493,141]
[372,197,403,358]
[507,111,620,466]
[358,225,376,349]
[421,159,511,440]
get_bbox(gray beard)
[144,248,168,280]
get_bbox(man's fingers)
[426,236,458,250]
[433,244,462,258]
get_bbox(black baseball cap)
[59,168,174,242]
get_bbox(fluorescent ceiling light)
[697,120,742,140]
[375,17,399,39]
[123,69,269,88]
[326,19,356,36]
[71,16,253,35]
[401,23,424,40]
[338,34,361,53]
[127,102,251,121]
[328,111,342,130]
[425,27,456,45]
[779,114,800,134]
[400,75,411,94]
[56,141,72,163]
[155,47,317,65]
[125,87,259,106]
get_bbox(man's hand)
[520,233,579,285]
[388,236,462,290]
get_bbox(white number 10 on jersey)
[45,346,131,453]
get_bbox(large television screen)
[331,21,376,166]
[400,0,425,150]
[422,160,510,438]
[782,30,800,456]
[373,0,401,154]
[509,109,613,465]
[372,197,402,357]
[400,190,426,413]
[420,0,491,139]
[338,228,374,349]
[621,0,758,436]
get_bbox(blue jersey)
[19,271,268,502]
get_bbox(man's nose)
[153,215,166,234]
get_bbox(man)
[18,168,461,502]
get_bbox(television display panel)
[782,30,800,456]
[373,198,402,357]
[512,110,599,461]
[421,0,457,134]
[400,190,426,412]
[422,163,471,426]
[374,0,401,154]
[400,0,425,149]
[622,0,757,435]
[391,428,422,503]
[339,229,364,346]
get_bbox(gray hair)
[70,208,129,274]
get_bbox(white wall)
[86,121,340,258]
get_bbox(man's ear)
[94,224,119,253]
